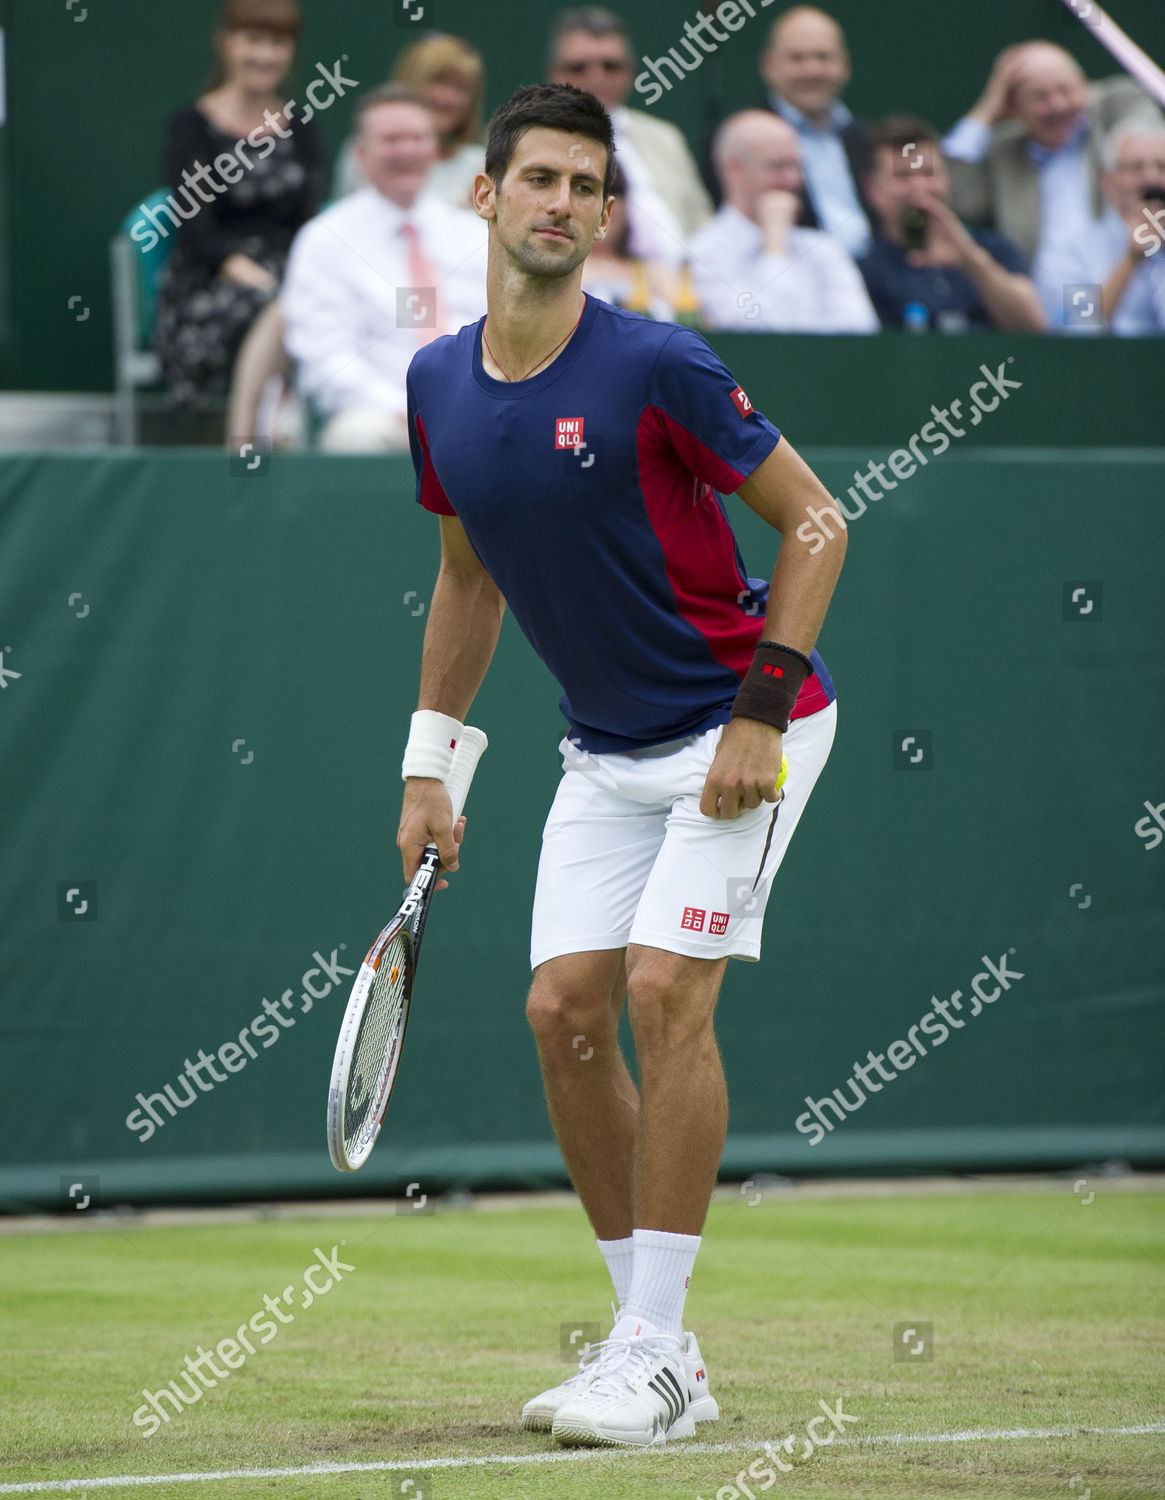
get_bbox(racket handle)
[445,726,488,822]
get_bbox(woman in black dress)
[154,0,322,413]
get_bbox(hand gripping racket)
[327,727,488,1171]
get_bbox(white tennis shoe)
[550,1323,718,1447]
[522,1328,718,1437]
[520,1340,605,1432]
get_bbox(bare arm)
[959,240,1046,331]
[397,514,505,881]
[417,514,506,719]
[1100,230,1144,325]
[738,438,847,654]
[910,194,1045,331]
[700,437,847,818]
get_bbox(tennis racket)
[327,726,488,1171]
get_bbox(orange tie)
[399,220,444,346]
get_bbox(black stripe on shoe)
[648,1366,686,1426]
[658,1365,687,1416]
[647,1375,679,1426]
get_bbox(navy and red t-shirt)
[406,295,835,753]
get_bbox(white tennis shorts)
[530,700,837,968]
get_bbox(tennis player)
[398,82,846,1448]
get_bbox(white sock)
[597,1236,635,1310]
[622,1228,701,1339]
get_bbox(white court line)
[1,1423,1161,1493]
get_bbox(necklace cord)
[482,297,586,383]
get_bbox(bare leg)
[526,950,639,1240]
[625,944,728,1235]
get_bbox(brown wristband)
[731,641,811,733]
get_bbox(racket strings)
[345,933,410,1153]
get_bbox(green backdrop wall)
[2,0,1165,390]
[2,441,1162,1210]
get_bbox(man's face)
[355,102,438,204]
[476,127,611,278]
[549,29,632,112]
[760,13,850,120]
[865,142,950,235]
[1012,52,1088,150]
[1103,131,1165,218]
[724,123,804,216]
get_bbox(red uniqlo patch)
[730,385,753,416]
[762,663,784,677]
[555,417,585,448]
[681,906,706,932]
[709,911,729,935]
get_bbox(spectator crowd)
[148,0,1165,448]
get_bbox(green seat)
[110,188,177,444]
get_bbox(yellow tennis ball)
[776,753,789,792]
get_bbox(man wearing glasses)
[548,7,714,265]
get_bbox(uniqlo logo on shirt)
[555,417,585,448]
[681,906,706,932]
[730,385,753,416]
[709,911,729,935]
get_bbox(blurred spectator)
[153,0,323,413]
[687,111,877,332]
[580,166,697,321]
[859,116,1044,332]
[548,7,713,263]
[758,5,875,256]
[334,35,485,208]
[943,41,1162,264]
[1036,120,1165,334]
[282,87,487,453]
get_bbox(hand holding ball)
[776,753,789,794]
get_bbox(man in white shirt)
[547,7,713,266]
[687,111,878,333]
[1036,120,1165,335]
[282,86,488,452]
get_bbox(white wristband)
[401,710,463,782]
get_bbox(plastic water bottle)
[903,301,929,333]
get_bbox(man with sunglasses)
[548,6,713,265]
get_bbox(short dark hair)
[547,7,631,69]
[210,0,299,89]
[217,0,300,41]
[484,83,617,196]
[867,114,942,167]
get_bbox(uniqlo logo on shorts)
[555,417,584,448]
[730,385,753,416]
[681,906,706,932]
[709,911,729,935]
